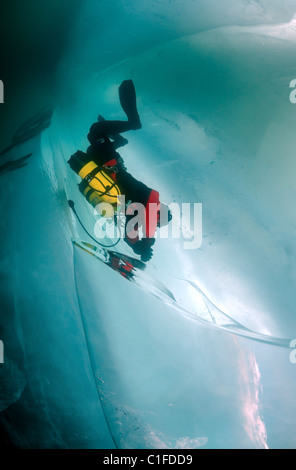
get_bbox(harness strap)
[83,166,120,199]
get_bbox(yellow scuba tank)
[79,180,116,218]
[68,151,121,217]
[78,160,121,206]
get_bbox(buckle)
[103,164,118,173]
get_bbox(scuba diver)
[68,80,171,261]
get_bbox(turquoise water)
[1,0,296,449]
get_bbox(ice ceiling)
[1,0,296,449]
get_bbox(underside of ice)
[1,0,296,449]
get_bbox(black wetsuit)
[86,120,152,206]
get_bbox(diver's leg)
[98,115,129,147]
[88,80,141,142]
[97,119,141,135]
[88,119,140,144]
[100,79,141,133]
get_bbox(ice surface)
[1,0,296,449]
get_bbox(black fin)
[119,80,141,127]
